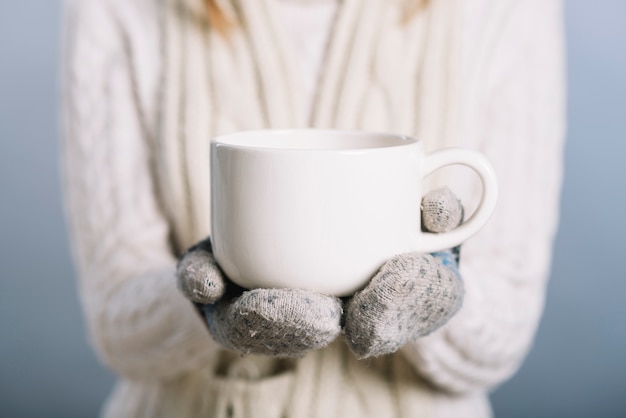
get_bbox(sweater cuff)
[84,264,219,381]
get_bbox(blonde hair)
[204,0,235,36]
[204,0,429,36]
[401,0,430,24]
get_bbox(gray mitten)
[176,239,343,357]
[344,187,465,359]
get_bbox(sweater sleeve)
[401,0,566,393]
[61,0,216,381]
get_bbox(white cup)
[211,129,498,296]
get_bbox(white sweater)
[62,0,566,417]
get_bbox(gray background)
[1,1,625,417]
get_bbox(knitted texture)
[342,187,464,359]
[176,238,225,304]
[421,187,464,233]
[344,252,464,359]
[204,288,343,357]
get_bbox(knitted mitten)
[205,288,343,356]
[344,187,465,359]
[420,186,464,233]
[176,239,343,357]
[177,238,225,304]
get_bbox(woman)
[62,0,565,416]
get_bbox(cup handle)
[418,148,499,253]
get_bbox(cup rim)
[211,128,420,152]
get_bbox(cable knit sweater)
[61,0,566,416]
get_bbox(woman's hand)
[176,239,343,357]
[343,250,463,359]
[344,187,465,359]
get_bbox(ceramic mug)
[211,129,498,296]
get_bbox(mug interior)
[212,129,417,151]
